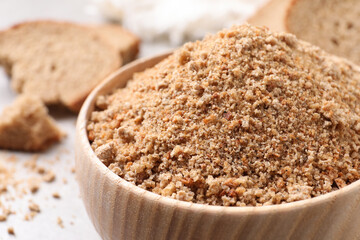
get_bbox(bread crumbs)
[88,25,360,206]
[7,226,15,235]
[43,170,56,183]
[28,202,40,213]
[24,211,37,221]
[57,217,64,228]
[52,192,61,199]
[0,153,62,222]
[0,214,7,221]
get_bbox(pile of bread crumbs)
[88,25,360,206]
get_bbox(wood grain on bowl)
[76,53,360,240]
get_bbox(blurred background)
[0,0,267,58]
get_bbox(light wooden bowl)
[76,52,360,240]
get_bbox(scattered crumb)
[0,185,7,193]
[52,192,61,199]
[28,181,40,194]
[7,227,15,235]
[37,167,46,175]
[70,167,75,174]
[2,208,12,217]
[28,202,40,213]
[24,211,37,221]
[43,170,56,183]
[0,148,74,226]
[57,217,64,228]
[0,214,7,222]
[23,155,39,170]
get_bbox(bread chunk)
[286,0,360,65]
[0,21,133,112]
[0,95,64,151]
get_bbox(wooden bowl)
[75,53,360,240]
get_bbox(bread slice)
[286,0,360,65]
[94,24,140,64]
[0,21,122,112]
[0,95,64,151]
[247,0,293,32]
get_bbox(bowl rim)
[77,51,360,215]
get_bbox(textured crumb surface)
[94,24,140,64]
[88,25,360,206]
[286,0,360,65]
[0,95,64,151]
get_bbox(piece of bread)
[0,95,64,151]
[247,0,293,32]
[0,21,123,112]
[94,24,140,64]
[286,0,360,65]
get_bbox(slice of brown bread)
[94,24,140,64]
[286,0,360,65]
[0,95,64,151]
[0,21,122,112]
